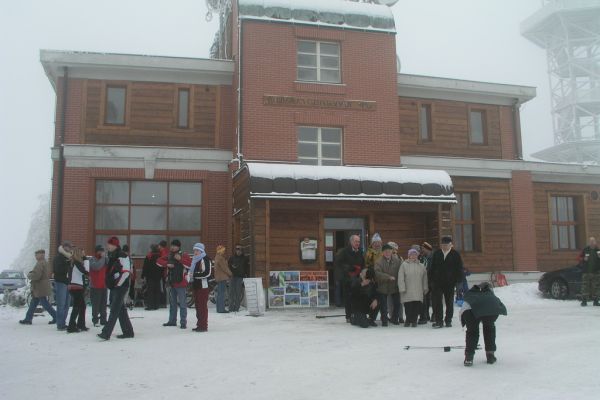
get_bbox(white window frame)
[297,126,342,166]
[297,40,341,84]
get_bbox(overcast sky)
[0,0,551,268]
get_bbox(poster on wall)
[268,270,329,308]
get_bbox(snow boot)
[19,320,32,325]
[486,351,497,364]
[464,354,474,367]
[581,300,588,307]
[593,299,600,307]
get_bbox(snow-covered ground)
[1,283,599,400]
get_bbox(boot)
[486,351,497,364]
[581,300,588,307]
[464,353,474,367]
[593,299,600,307]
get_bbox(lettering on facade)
[262,95,377,111]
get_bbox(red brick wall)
[54,77,84,146]
[510,171,538,271]
[240,21,400,166]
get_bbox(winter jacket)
[157,251,191,288]
[365,247,382,270]
[461,284,507,321]
[228,254,249,278]
[142,251,163,281]
[214,254,232,282]
[105,247,131,289]
[28,260,52,298]
[68,259,88,290]
[350,277,378,315]
[334,246,365,282]
[52,246,72,284]
[88,254,108,289]
[397,260,429,304]
[192,256,212,289]
[374,255,401,295]
[430,248,464,289]
[581,246,600,274]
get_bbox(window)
[297,40,341,83]
[177,88,190,128]
[94,180,202,257]
[550,196,579,250]
[419,103,432,142]
[105,86,126,125]
[454,192,480,252]
[469,109,486,145]
[298,126,342,166]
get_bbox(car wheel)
[549,278,568,300]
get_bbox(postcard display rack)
[268,271,329,308]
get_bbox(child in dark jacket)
[350,268,379,328]
[460,282,507,366]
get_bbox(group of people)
[333,233,507,366]
[19,237,249,340]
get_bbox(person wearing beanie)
[374,244,402,326]
[365,232,383,269]
[334,235,365,322]
[228,244,249,312]
[97,236,134,340]
[398,248,428,327]
[52,240,74,331]
[157,239,191,329]
[189,243,212,332]
[418,242,434,324]
[88,244,108,326]
[460,282,507,366]
[214,245,233,313]
[142,244,163,311]
[19,250,57,326]
[430,236,464,328]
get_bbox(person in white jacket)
[398,248,429,327]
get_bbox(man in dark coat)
[334,235,365,322]
[228,244,249,312]
[430,236,463,328]
[52,240,73,331]
[350,268,379,328]
[460,282,507,366]
[142,244,163,311]
[580,237,600,306]
[19,250,57,325]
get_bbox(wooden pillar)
[318,212,324,270]
[265,199,271,287]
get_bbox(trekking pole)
[315,314,346,319]
[404,345,480,352]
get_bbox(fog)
[0,0,551,269]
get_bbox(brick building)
[42,0,600,292]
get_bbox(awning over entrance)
[242,162,456,203]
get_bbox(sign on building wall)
[263,95,377,111]
[268,271,329,308]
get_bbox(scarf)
[189,249,206,276]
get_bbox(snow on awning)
[244,162,456,203]
[238,0,396,33]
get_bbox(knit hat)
[411,244,422,253]
[193,243,205,252]
[95,245,104,252]
[371,233,382,244]
[171,239,181,248]
[408,248,419,257]
[382,244,393,251]
[35,249,45,255]
[387,242,398,250]
[107,236,120,247]
[422,242,433,251]
[61,240,73,248]
[441,236,453,245]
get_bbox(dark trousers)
[90,287,107,324]
[419,291,431,321]
[379,292,401,323]
[193,287,210,330]
[101,286,134,338]
[404,301,422,324]
[432,286,455,324]
[344,280,352,319]
[145,279,162,309]
[68,289,86,329]
[229,277,244,312]
[461,310,498,356]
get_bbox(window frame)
[297,126,343,166]
[418,101,433,143]
[453,192,482,253]
[548,194,585,251]
[296,40,341,84]
[102,84,129,126]
[174,85,194,130]
[94,179,204,258]
[468,107,488,146]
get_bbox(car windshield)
[0,271,25,279]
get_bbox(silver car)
[0,270,27,292]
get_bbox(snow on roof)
[245,162,453,188]
[238,0,396,33]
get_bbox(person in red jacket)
[157,239,191,329]
[88,245,108,326]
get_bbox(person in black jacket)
[460,282,507,366]
[190,243,212,332]
[430,236,464,328]
[53,240,73,331]
[334,235,365,323]
[350,268,379,328]
[66,248,89,333]
[228,244,249,312]
[97,237,134,340]
[142,244,163,311]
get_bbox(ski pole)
[316,314,346,319]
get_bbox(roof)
[241,162,455,203]
[238,0,396,33]
[40,50,235,90]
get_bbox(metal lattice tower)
[521,0,600,163]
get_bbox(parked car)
[0,270,27,292]
[538,264,583,300]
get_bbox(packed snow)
[1,283,599,399]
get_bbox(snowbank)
[493,282,548,307]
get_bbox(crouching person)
[460,282,507,366]
[350,268,379,328]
